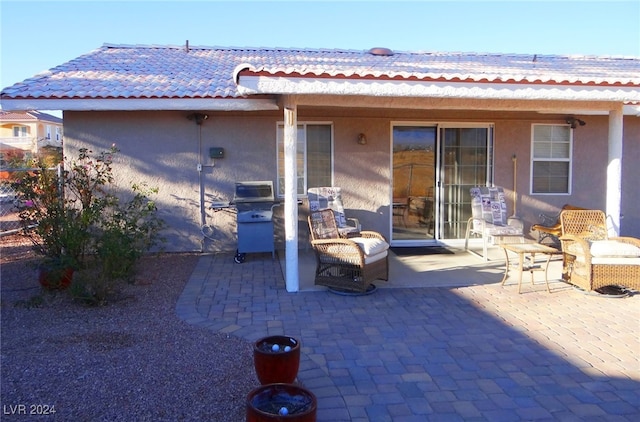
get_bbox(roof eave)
[236,75,640,103]
[0,97,279,112]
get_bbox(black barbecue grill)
[232,181,278,263]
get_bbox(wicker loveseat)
[559,209,640,292]
[308,209,389,293]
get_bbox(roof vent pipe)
[368,47,394,56]
[185,40,190,53]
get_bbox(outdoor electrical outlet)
[209,147,224,159]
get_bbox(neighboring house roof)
[0,110,63,124]
[1,44,639,112]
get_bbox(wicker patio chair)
[308,209,389,293]
[532,204,586,245]
[559,209,640,292]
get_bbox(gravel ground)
[1,234,257,421]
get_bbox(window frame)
[276,121,334,198]
[530,123,573,195]
[13,125,28,137]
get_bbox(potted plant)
[253,335,301,385]
[246,383,317,422]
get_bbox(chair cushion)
[591,257,640,265]
[364,251,388,264]
[584,225,608,241]
[351,237,390,256]
[485,224,522,236]
[590,240,640,258]
[470,186,510,226]
[338,227,360,237]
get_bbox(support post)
[606,105,624,236]
[283,100,299,292]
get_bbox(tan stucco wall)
[63,110,639,252]
[620,115,640,237]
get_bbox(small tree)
[13,146,165,301]
[13,162,89,269]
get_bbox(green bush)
[96,183,165,283]
[12,147,165,304]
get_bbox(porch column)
[283,99,299,292]
[606,105,624,236]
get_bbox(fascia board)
[0,98,279,112]
[237,75,640,103]
[623,105,640,116]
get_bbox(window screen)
[531,124,571,194]
[277,123,333,196]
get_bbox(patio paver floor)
[176,250,640,421]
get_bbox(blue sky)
[1,0,639,91]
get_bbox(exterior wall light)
[357,133,367,145]
[566,116,586,129]
[187,113,209,125]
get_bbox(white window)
[276,123,333,197]
[55,127,62,141]
[531,124,572,194]
[13,126,27,137]
[46,125,51,139]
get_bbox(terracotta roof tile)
[0,110,62,123]
[1,44,639,100]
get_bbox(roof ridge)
[101,43,365,54]
[98,43,640,60]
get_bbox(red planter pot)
[246,383,317,422]
[38,266,74,290]
[253,335,300,385]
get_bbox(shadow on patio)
[290,244,566,291]
[179,246,640,421]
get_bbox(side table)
[499,240,560,293]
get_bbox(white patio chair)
[464,186,523,261]
[307,187,360,237]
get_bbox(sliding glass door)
[439,125,493,239]
[392,123,493,243]
[392,125,437,242]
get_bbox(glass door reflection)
[392,126,436,242]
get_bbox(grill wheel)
[234,250,246,264]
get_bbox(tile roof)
[0,110,62,123]
[1,44,639,101]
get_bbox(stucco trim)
[623,105,640,116]
[236,75,640,103]
[0,98,279,112]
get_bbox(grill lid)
[233,181,274,203]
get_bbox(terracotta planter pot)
[38,266,73,290]
[253,335,300,385]
[246,383,317,422]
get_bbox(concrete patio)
[176,244,640,421]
